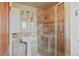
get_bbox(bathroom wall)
[10,7,21,33]
[10,3,37,33]
[10,3,38,56]
[0,2,9,56]
[0,4,2,55]
[70,2,79,56]
[64,2,71,56]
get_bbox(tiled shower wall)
[37,2,71,56]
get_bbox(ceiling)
[15,2,59,10]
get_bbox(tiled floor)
[31,49,40,56]
[27,38,41,56]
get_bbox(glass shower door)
[57,3,65,56]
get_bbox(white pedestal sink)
[22,36,35,56]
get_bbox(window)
[22,21,27,29]
[21,10,35,32]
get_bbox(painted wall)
[70,2,79,56]
[0,2,9,56]
[64,3,71,56]
[10,3,37,33]
[10,3,38,56]
[10,7,21,33]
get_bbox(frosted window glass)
[22,21,27,29]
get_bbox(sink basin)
[21,36,36,56]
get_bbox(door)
[0,2,9,56]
